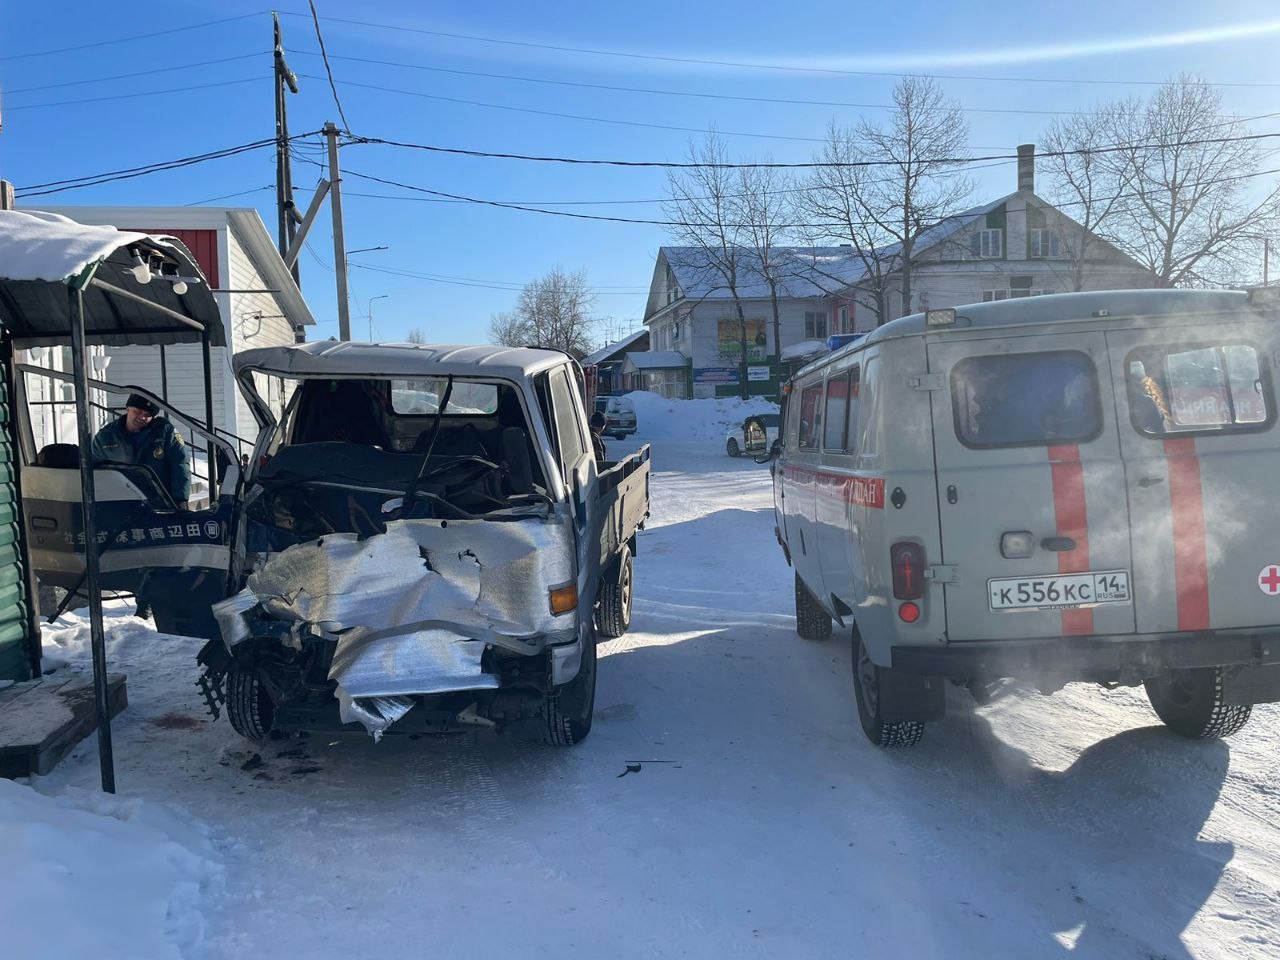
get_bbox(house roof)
[584,329,648,366]
[235,340,568,381]
[226,210,316,328]
[658,246,864,303]
[623,350,688,370]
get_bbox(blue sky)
[3,1,1280,344]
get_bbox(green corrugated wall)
[0,374,31,683]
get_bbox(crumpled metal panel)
[216,516,574,736]
[336,691,415,743]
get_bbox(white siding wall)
[226,225,297,449]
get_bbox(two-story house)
[637,145,1155,399]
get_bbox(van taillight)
[891,542,926,600]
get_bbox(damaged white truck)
[197,342,649,744]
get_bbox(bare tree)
[1102,77,1280,286]
[1039,107,1136,291]
[798,123,900,326]
[732,162,794,362]
[405,327,426,344]
[852,77,973,318]
[488,268,596,357]
[663,131,754,398]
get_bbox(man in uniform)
[91,394,191,510]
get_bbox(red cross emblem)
[1259,566,1280,596]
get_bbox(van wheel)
[226,658,275,743]
[596,552,633,639]
[544,630,597,746]
[1144,667,1253,739]
[853,632,925,748]
[726,437,740,457]
[795,573,832,640]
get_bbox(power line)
[16,133,320,196]
[307,1,351,132]
[0,11,267,61]
[3,53,266,95]
[279,13,1280,89]
[347,128,1280,170]
[350,261,648,294]
[301,74,831,144]
[183,185,274,207]
[294,51,1211,119]
[337,162,1280,231]
[4,76,268,113]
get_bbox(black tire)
[853,631,925,748]
[726,437,740,457]
[1144,667,1253,739]
[226,659,275,743]
[596,552,634,639]
[544,629,597,746]
[794,572,832,640]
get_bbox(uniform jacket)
[91,415,191,504]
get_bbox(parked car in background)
[594,395,637,438]
[726,413,780,458]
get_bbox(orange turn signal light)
[549,584,578,615]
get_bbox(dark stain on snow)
[151,711,205,730]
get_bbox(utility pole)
[273,13,301,289]
[324,122,352,341]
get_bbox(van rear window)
[1126,343,1272,436]
[951,351,1101,448]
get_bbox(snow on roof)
[0,209,155,283]
[583,328,648,366]
[624,350,688,370]
[661,247,864,302]
[235,340,570,380]
[780,339,828,362]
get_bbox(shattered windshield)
[391,378,498,415]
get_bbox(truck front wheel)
[795,573,832,640]
[544,631,597,746]
[1144,667,1253,739]
[226,658,275,743]
[853,632,925,748]
[596,551,633,639]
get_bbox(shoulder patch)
[173,432,185,446]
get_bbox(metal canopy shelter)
[0,209,226,793]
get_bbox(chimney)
[1017,144,1035,193]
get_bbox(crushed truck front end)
[197,343,593,742]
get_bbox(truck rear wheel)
[795,573,832,640]
[1144,667,1253,739]
[544,631,597,746]
[596,552,633,639]
[853,632,925,748]
[227,658,275,743]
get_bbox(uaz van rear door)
[1105,321,1280,634]
[927,331,1136,641]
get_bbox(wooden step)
[0,671,127,778]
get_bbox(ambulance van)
[772,289,1280,747]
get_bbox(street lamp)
[367,295,389,342]
[344,246,389,337]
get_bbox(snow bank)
[0,778,222,960]
[626,390,778,440]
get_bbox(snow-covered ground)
[6,426,1280,959]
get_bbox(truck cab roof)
[234,340,572,381]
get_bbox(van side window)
[951,351,1101,448]
[797,383,823,449]
[857,357,881,462]
[823,366,860,452]
[1126,343,1272,436]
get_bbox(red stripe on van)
[1047,444,1094,635]
[1163,438,1210,631]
